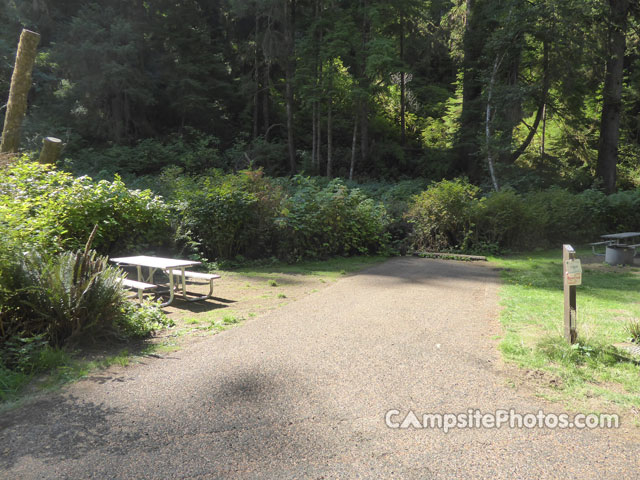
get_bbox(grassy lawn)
[0,255,388,407]
[494,247,640,416]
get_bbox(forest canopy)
[1,0,639,192]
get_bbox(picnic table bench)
[119,278,157,302]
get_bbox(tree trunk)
[485,55,501,192]
[359,0,370,165]
[262,14,271,137]
[1,29,40,153]
[455,0,484,176]
[312,102,317,170]
[311,0,320,171]
[284,0,297,174]
[316,59,323,171]
[326,93,332,177]
[596,0,630,194]
[360,101,369,165]
[349,117,358,180]
[541,103,546,159]
[253,14,260,139]
[399,17,406,146]
[510,39,549,163]
[316,106,323,171]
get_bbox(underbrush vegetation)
[162,168,391,261]
[0,158,171,255]
[406,178,640,253]
[0,160,174,400]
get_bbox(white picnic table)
[110,255,216,307]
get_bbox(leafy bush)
[167,172,389,261]
[171,169,282,259]
[603,190,640,233]
[524,188,595,246]
[276,177,390,260]
[473,189,530,250]
[66,128,224,178]
[406,178,479,251]
[404,180,640,253]
[0,159,171,255]
[115,301,174,338]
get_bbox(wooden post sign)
[563,245,579,344]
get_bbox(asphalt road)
[1,257,638,479]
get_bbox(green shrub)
[404,182,626,253]
[115,301,174,338]
[172,169,282,259]
[603,190,640,233]
[275,177,390,260]
[0,362,30,401]
[170,172,388,261]
[66,128,224,177]
[524,188,596,246]
[0,159,171,255]
[405,178,479,251]
[473,189,529,249]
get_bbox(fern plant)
[3,227,129,345]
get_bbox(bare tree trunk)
[312,102,317,169]
[284,0,297,174]
[262,14,271,137]
[349,117,358,180]
[359,0,370,165]
[316,108,323,171]
[541,103,546,158]
[326,93,333,177]
[399,17,406,146]
[597,0,630,193]
[485,55,502,192]
[253,15,259,139]
[1,29,40,153]
[263,61,270,137]
[455,0,484,175]
[316,60,323,171]
[360,101,369,165]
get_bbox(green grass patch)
[495,247,640,411]
[206,313,243,332]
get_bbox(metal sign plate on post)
[563,245,578,344]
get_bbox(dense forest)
[1,0,639,192]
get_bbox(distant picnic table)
[590,232,640,265]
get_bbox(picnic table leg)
[181,267,187,298]
[135,266,144,302]
[160,272,175,307]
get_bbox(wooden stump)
[38,137,63,164]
